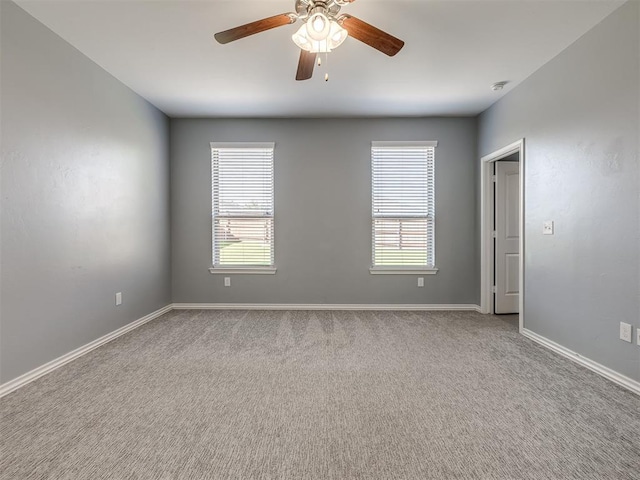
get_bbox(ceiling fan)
[214,0,405,81]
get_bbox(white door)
[495,161,519,314]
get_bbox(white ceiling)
[15,0,623,118]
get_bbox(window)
[371,141,437,274]
[210,143,276,274]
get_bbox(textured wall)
[479,1,640,380]
[0,2,172,383]
[171,117,478,305]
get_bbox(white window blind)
[371,141,436,270]
[211,143,275,268]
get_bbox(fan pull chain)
[324,52,329,82]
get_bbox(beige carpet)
[1,310,639,479]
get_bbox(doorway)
[480,140,524,331]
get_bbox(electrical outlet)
[115,292,122,306]
[224,277,231,287]
[417,277,424,287]
[543,221,554,235]
[619,322,632,343]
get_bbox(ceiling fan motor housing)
[295,0,342,20]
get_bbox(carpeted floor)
[1,310,639,479]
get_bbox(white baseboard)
[9,304,636,399]
[172,303,483,312]
[0,304,173,398]
[522,328,640,396]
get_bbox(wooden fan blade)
[340,15,404,57]
[296,50,317,81]
[215,14,295,44]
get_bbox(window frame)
[370,141,438,275]
[208,142,277,275]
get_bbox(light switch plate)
[417,277,424,287]
[636,327,640,346]
[224,277,231,287]
[115,292,122,306]
[543,221,554,235]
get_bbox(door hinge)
[492,230,497,238]
[492,175,497,183]
[492,286,497,293]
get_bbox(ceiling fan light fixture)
[214,0,404,81]
[292,20,347,53]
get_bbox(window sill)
[209,267,277,275]
[369,267,438,275]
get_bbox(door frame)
[480,139,525,332]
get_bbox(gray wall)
[171,118,478,305]
[479,1,639,381]
[0,2,172,383]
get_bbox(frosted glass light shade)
[307,12,330,41]
[327,21,348,49]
